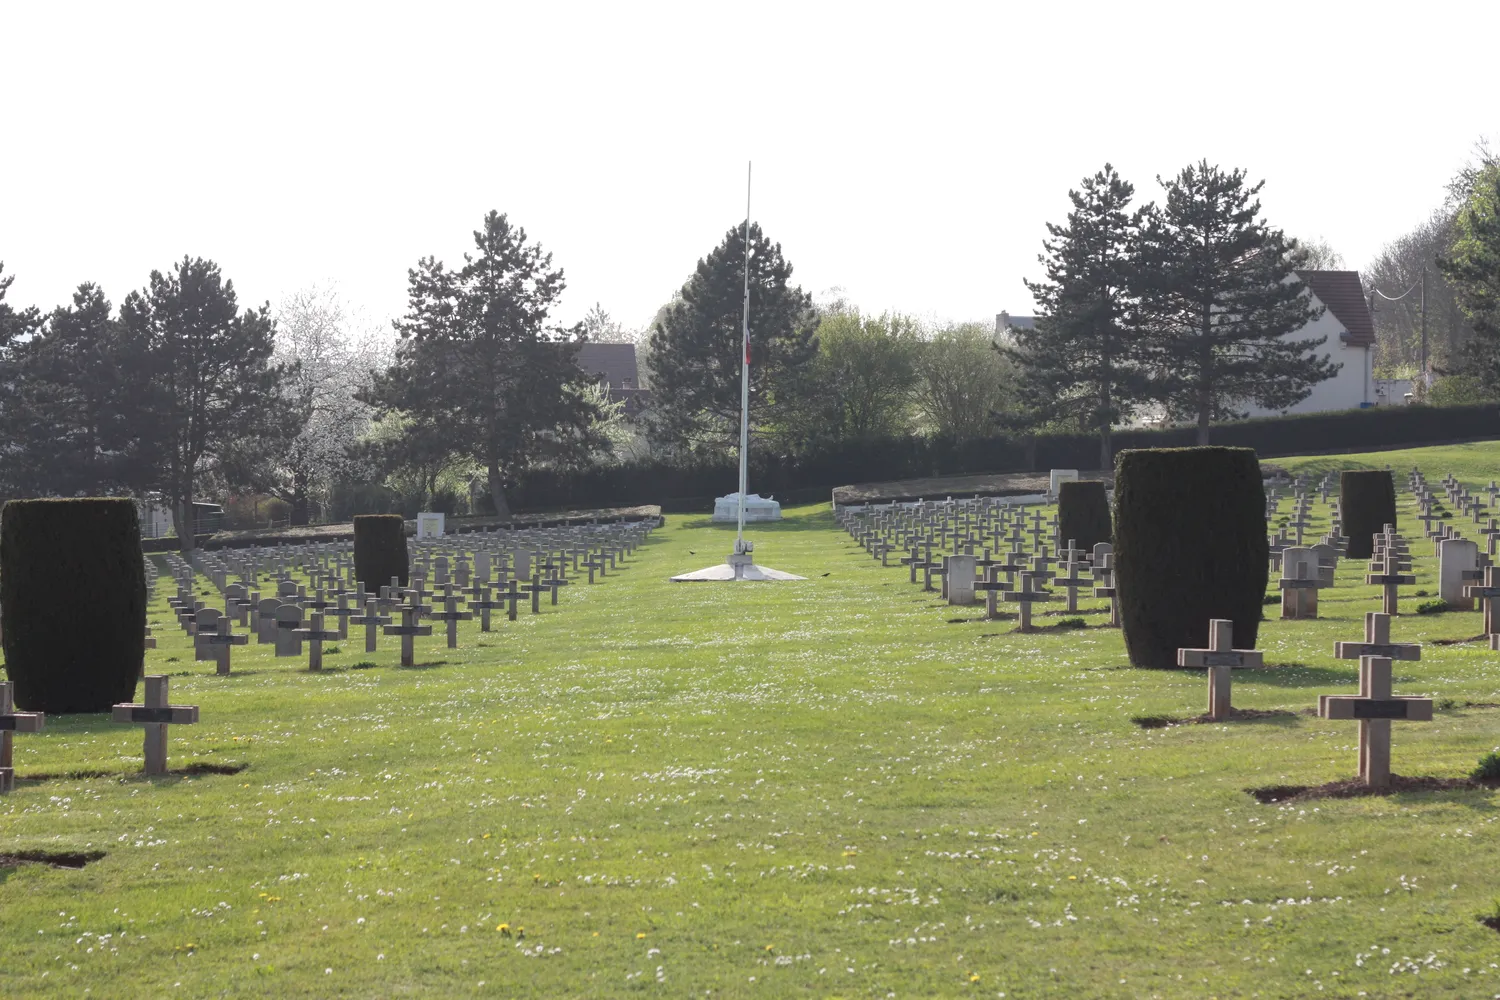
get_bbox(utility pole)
[1419,266,1428,390]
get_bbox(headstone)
[0,681,45,793]
[1049,469,1079,499]
[1177,619,1264,721]
[1438,537,1480,610]
[111,676,198,776]
[945,554,976,606]
[1317,655,1433,788]
[417,512,445,539]
[1334,612,1420,661]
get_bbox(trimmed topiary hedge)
[1057,480,1112,550]
[1,498,147,713]
[1340,470,1397,560]
[1114,447,1268,668]
[353,514,408,591]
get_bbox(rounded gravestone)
[0,498,147,713]
[1057,480,1112,551]
[1114,447,1268,668]
[1340,470,1397,560]
[353,514,409,591]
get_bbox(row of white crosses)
[1175,610,1430,788]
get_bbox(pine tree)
[120,257,294,551]
[1133,162,1336,443]
[1010,164,1150,468]
[9,283,134,495]
[364,211,600,518]
[646,222,819,451]
[0,264,42,496]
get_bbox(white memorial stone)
[416,512,446,539]
[712,493,782,523]
[1438,537,1479,610]
[1049,469,1079,498]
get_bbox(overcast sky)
[4,2,1496,335]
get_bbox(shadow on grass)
[0,848,107,871]
[1131,708,1302,730]
[398,660,450,670]
[16,761,249,785]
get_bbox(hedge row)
[506,403,1500,511]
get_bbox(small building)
[1242,270,1376,416]
[577,343,650,416]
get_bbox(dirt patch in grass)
[0,849,106,870]
[1247,774,1500,804]
[1131,707,1298,729]
[1430,634,1489,646]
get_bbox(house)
[995,269,1379,415]
[1242,270,1376,416]
[576,342,650,416]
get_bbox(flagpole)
[736,161,751,553]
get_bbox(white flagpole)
[736,161,751,553]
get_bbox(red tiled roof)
[1296,270,1375,348]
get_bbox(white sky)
[3,1,1496,335]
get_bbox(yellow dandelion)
[764,945,774,952]
[496,923,511,936]
[969,973,980,983]
[636,932,646,939]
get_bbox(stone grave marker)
[194,609,249,676]
[0,681,45,793]
[274,604,305,657]
[1366,552,1416,616]
[945,554,977,606]
[112,675,198,776]
[429,586,473,648]
[1334,612,1421,661]
[1279,546,1323,619]
[1438,537,1480,610]
[1317,655,1433,788]
[384,592,433,667]
[349,600,391,654]
[1003,571,1053,632]
[1177,619,1264,721]
[293,611,340,671]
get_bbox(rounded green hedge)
[1057,480,1111,551]
[1340,470,1396,560]
[353,514,409,591]
[1114,447,1268,668]
[0,498,147,713]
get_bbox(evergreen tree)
[120,257,294,552]
[1133,162,1335,443]
[1439,162,1500,393]
[1011,164,1150,468]
[0,264,41,496]
[9,283,134,495]
[364,211,600,518]
[646,222,819,451]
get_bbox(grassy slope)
[2,444,1500,997]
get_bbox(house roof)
[1296,270,1375,348]
[577,342,640,390]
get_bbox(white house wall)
[1242,289,1373,417]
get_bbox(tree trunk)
[1197,304,1214,446]
[1099,428,1112,471]
[488,460,511,519]
[176,489,195,555]
[290,469,310,527]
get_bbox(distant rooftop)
[1296,270,1375,348]
[577,342,640,390]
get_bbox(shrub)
[1341,470,1396,560]
[353,514,409,591]
[1473,751,1500,781]
[1415,599,1447,615]
[1056,480,1111,550]
[0,498,147,713]
[1114,447,1268,668]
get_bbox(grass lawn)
[5,441,1500,997]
